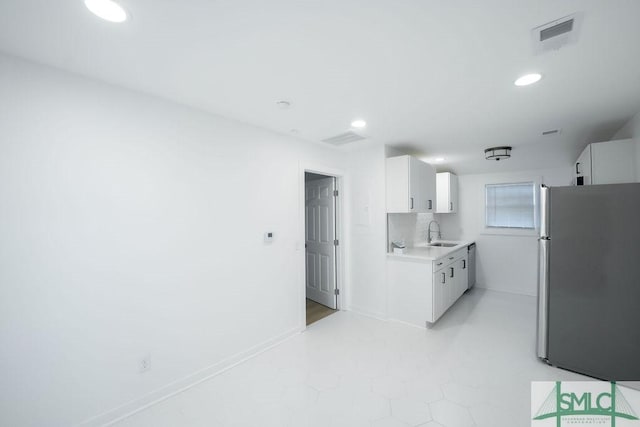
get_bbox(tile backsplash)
[387,213,435,251]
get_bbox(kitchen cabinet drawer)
[433,248,466,270]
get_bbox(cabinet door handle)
[462,260,466,269]
[410,197,414,210]
[436,262,443,266]
[576,162,580,175]
[428,199,432,210]
[450,202,453,211]
[441,272,446,283]
[450,267,454,278]
[448,256,454,260]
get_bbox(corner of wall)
[346,144,389,318]
[611,110,640,140]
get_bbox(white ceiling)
[1,0,640,174]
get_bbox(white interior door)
[305,176,337,309]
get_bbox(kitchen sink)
[429,242,458,247]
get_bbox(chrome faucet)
[427,220,441,244]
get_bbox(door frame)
[299,163,346,331]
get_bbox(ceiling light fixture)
[434,157,445,162]
[514,73,542,86]
[84,0,128,22]
[350,119,367,129]
[485,146,512,161]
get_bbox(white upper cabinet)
[575,144,592,186]
[575,139,638,186]
[386,155,436,213]
[591,139,636,184]
[436,172,458,213]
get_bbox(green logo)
[533,381,638,426]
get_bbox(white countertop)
[386,240,473,262]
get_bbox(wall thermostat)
[264,232,274,243]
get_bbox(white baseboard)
[78,327,300,427]
[347,305,388,322]
[79,288,531,426]
[387,317,429,330]
[475,284,537,297]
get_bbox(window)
[485,182,536,229]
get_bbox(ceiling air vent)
[532,13,582,54]
[322,131,366,146]
[540,19,574,41]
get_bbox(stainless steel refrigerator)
[537,183,640,380]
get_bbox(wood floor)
[306,298,336,325]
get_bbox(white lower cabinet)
[433,266,446,321]
[389,248,469,327]
[454,256,468,301]
[433,252,468,319]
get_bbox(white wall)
[0,54,348,427]
[611,111,640,181]
[346,145,388,319]
[612,110,640,140]
[437,167,572,296]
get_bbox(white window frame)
[480,176,541,237]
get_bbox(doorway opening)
[304,171,340,326]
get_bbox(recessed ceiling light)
[84,0,128,23]
[434,157,445,162]
[514,73,542,86]
[276,100,291,109]
[351,119,367,129]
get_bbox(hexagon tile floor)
[113,289,588,427]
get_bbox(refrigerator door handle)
[539,185,549,239]
[537,184,551,360]
[537,237,550,360]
